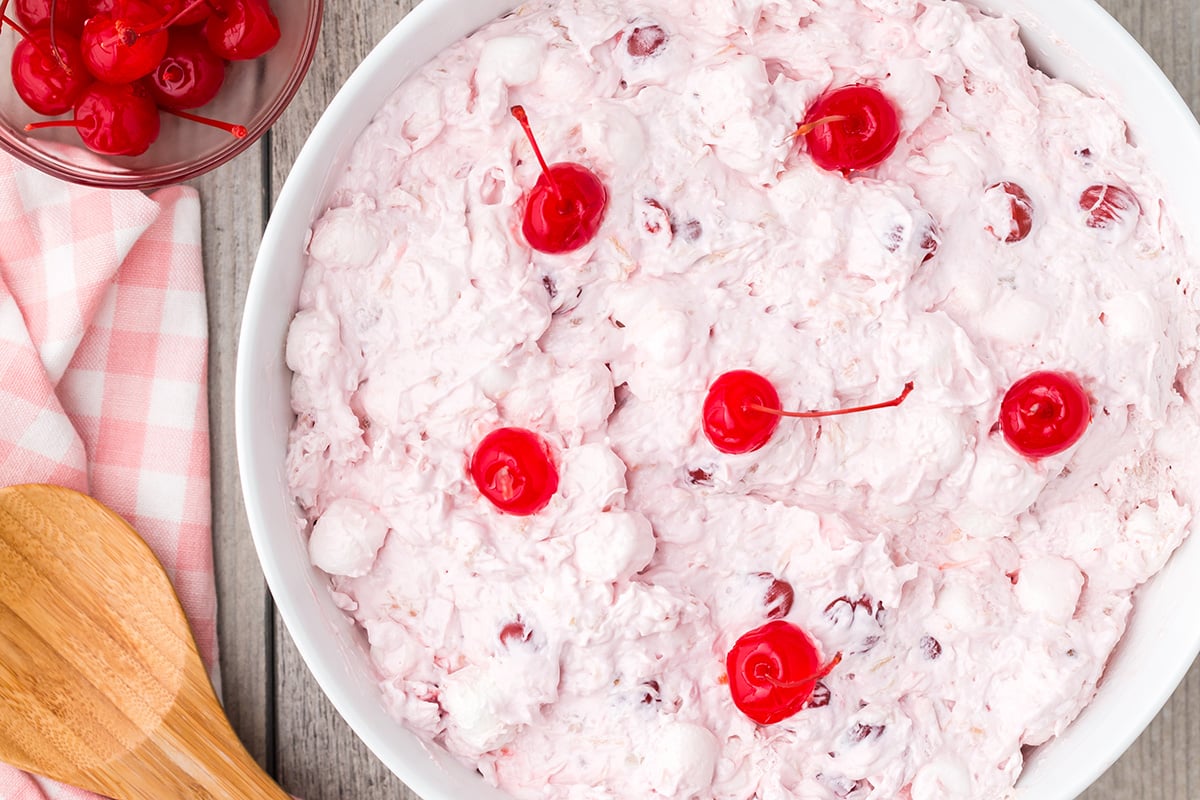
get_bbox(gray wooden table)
[198,1,1200,798]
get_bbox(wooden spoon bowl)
[0,483,290,800]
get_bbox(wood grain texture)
[196,146,273,776]
[200,1,1200,798]
[0,486,289,800]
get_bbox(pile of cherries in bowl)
[5,0,279,156]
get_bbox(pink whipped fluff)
[285,1,1200,797]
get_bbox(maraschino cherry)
[510,105,608,254]
[1079,184,1140,230]
[10,25,92,116]
[999,371,1091,459]
[147,27,225,109]
[25,81,159,155]
[759,572,795,620]
[726,620,841,725]
[469,427,559,515]
[78,0,214,83]
[799,84,900,174]
[158,0,212,26]
[702,370,914,455]
[984,181,1034,243]
[85,0,116,15]
[205,0,279,60]
[79,0,169,83]
[499,618,533,647]
[14,0,88,30]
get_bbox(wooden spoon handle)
[112,656,294,800]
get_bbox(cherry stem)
[47,0,71,75]
[5,13,70,75]
[165,107,247,138]
[795,114,849,138]
[748,381,915,419]
[760,652,843,690]
[1,13,34,41]
[102,27,134,48]
[127,0,209,37]
[510,105,562,198]
[25,118,82,131]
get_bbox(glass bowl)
[0,0,323,189]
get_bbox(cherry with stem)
[746,382,913,419]
[799,84,900,174]
[26,81,160,156]
[702,370,915,455]
[11,24,91,115]
[727,620,841,725]
[510,104,608,254]
[80,0,169,83]
[164,106,246,138]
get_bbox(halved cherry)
[1079,184,1140,230]
[758,572,795,620]
[626,24,667,57]
[984,181,1034,243]
[499,618,533,647]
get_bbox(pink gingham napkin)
[0,150,215,800]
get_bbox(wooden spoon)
[0,483,290,800]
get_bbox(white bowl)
[236,2,1200,798]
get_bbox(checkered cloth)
[0,151,215,800]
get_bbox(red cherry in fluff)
[470,427,559,515]
[702,370,914,455]
[799,85,900,174]
[727,620,841,725]
[999,371,1091,459]
[511,105,608,254]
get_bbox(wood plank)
[196,144,273,774]
[268,1,423,797]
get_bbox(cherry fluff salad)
[284,0,1200,798]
